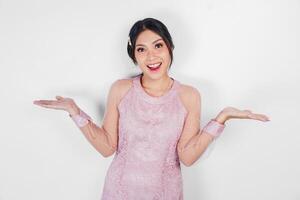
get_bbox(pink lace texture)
[101,74,187,200]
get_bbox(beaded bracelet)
[69,109,92,128]
[202,119,225,139]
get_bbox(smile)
[147,62,162,71]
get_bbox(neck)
[141,74,173,93]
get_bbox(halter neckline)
[133,74,179,104]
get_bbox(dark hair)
[127,18,175,68]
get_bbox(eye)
[155,43,163,48]
[136,47,144,52]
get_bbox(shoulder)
[178,83,201,111]
[110,78,134,105]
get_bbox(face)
[134,29,171,79]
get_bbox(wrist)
[68,104,80,117]
[203,118,226,139]
[214,111,228,125]
[69,108,92,128]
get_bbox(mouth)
[147,62,162,72]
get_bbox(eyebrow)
[135,38,163,47]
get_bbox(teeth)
[147,62,161,68]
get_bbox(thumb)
[56,95,64,100]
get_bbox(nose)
[146,49,157,61]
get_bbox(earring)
[128,36,132,46]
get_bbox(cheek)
[135,54,147,65]
[135,53,144,60]
[161,50,171,62]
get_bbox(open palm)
[222,106,270,122]
[33,96,77,113]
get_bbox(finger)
[34,100,57,105]
[35,100,66,110]
[249,114,270,121]
[33,100,46,105]
[36,104,63,110]
[254,113,270,120]
[33,100,40,105]
[261,115,270,121]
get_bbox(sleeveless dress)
[101,74,188,200]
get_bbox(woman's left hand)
[216,106,270,124]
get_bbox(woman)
[33,18,270,200]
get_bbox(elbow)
[182,161,194,167]
[178,152,195,167]
[101,147,117,158]
[102,153,113,158]
[102,151,114,158]
[180,158,195,167]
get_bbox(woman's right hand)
[33,96,80,116]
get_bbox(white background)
[0,0,299,199]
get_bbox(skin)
[134,29,173,97]
[132,29,269,124]
[33,29,270,165]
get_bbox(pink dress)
[101,74,188,200]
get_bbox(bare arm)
[177,114,226,166]
[74,118,118,158]
[177,85,269,167]
[177,86,226,166]
[34,79,130,158]
[70,80,121,157]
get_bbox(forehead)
[136,29,162,44]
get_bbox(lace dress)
[101,74,188,200]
